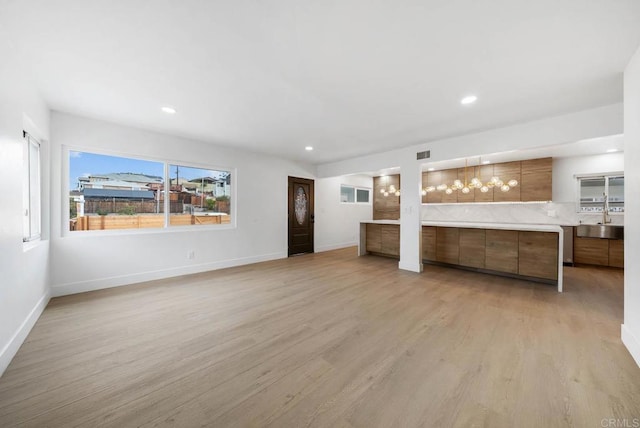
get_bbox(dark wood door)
[288,176,314,256]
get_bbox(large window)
[23,132,41,242]
[578,174,624,213]
[68,150,233,232]
[340,185,371,204]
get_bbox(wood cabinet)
[365,223,399,258]
[381,225,400,257]
[574,236,609,266]
[493,161,521,202]
[421,226,560,284]
[422,157,551,204]
[459,228,485,268]
[436,227,459,264]
[366,223,382,253]
[422,226,437,261]
[520,158,552,202]
[609,240,624,268]
[485,229,519,274]
[373,175,400,220]
[574,231,624,268]
[518,231,558,280]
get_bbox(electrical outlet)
[187,250,195,260]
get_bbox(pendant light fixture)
[379,175,400,197]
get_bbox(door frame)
[288,176,315,256]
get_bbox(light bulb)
[426,186,435,192]
[462,187,470,194]
[395,191,400,197]
[496,180,504,187]
[481,186,489,193]
[500,184,510,192]
[389,185,396,192]
[437,184,448,191]
[421,189,427,196]
[384,191,389,196]
[491,176,500,184]
[445,188,453,195]
[454,179,462,186]
[508,179,518,187]
[380,189,385,194]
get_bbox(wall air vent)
[416,150,431,160]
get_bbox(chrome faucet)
[602,193,611,224]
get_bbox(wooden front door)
[288,176,314,256]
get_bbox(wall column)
[623,44,640,367]
[398,156,423,273]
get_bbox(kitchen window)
[341,185,371,204]
[577,174,624,213]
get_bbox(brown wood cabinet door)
[373,175,400,220]
[459,228,486,268]
[474,164,494,202]
[425,171,443,204]
[366,224,382,253]
[609,240,624,268]
[456,167,475,203]
[422,226,437,261]
[518,231,558,280]
[574,236,609,266]
[521,158,552,202]
[493,161,521,202]
[436,227,459,264]
[381,225,400,257]
[485,229,519,274]
[440,169,458,203]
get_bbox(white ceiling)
[2,1,640,164]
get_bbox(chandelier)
[379,175,400,197]
[422,159,518,195]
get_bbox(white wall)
[314,175,373,252]
[49,112,316,296]
[0,60,51,375]
[623,46,640,367]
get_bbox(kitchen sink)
[576,224,624,240]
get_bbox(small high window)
[341,185,371,204]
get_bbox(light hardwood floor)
[0,247,638,427]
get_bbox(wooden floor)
[0,247,638,427]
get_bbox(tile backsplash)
[421,202,624,226]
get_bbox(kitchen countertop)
[361,219,563,232]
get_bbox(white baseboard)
[315,242,357,253]
[398,260,423,273]
[622,324,640,368]
[52,251,286,297]
[0,292,50,378]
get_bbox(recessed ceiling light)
[161,106,176,114]
[460,95,478,105]
[427,167,435,171]
[482,160,491,164]
[606,148,618,153]
[305,146,314,151]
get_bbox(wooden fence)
[71,213,231,231]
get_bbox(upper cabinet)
[373,175,401,220]
[422,157,552,204]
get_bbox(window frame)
[23,131,41,242]
[63,145,237,236]
[340,184,371,205]
[575,172,624,214]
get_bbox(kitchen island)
[359,220,564,292]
